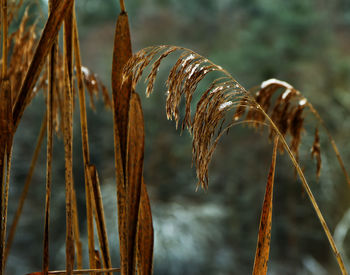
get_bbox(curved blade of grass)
[112,6,133,274]
[252,136,278,275]
[136,179,154,275]
[0,78,13,274]
[12,0,74,129]
[73,10,95,270]
[124,45,348,274]
[112,8,132,166]
[72,187,83,269]
[87,164,112,274]
[63,30,75,274]
[125,92,145,274]
[42,1,57,273]
[4,114,46,262]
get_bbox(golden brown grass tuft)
[123,45,349,275]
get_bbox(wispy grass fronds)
[123,45,348,274]
[123,45,253,189]
[247,78,349,184]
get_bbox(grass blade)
[63,33,75,275]
[252,136,278,275]
[112,5,133,274]
[112,7,132,166]
[42,1,57,273]
[72,10,95,270]
[126,92,145,274]
[4,114,46,262]
[87,165,112,274]
[12,0,74,129]
[136,179,154,275]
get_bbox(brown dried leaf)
[12,0,74,129]
[87,165,112,274]
[252,136,278,275]
[112,11,132,165]
[126,92,145,274]
[136,179,154,275]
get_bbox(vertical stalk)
[119,0,125,13]
[63,13,75,274]
[42,1,56,273]
[72,10,95,272]
[4,115,46,262]
[2,0,8,77]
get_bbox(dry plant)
[123,45,350,274]
[0,0,348,274]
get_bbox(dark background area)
[5,0,350,274]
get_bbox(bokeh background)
[6,0,350,274]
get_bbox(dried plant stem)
[43,267,121,274]
[63,25,75,274]
[88,165,112,275]
[1,0,8,77]
[119,0,126,13]
[252,136,278,275]
[306,102,350,185]
[72,11,96,271]
[4,114,46,262]
[0,79,12,274]
[112,8,133,274]
[71,189,83,269]
[12,0,74,129]
[259,106,348,275]
[42,1,56,270]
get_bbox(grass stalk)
[12,0,74,129]
[72,10,96,271]
[87,165,112,275]
[42,1,56,272]
[4,114,46,263]
[63,20,75,274]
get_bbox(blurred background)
[6,0,350,274]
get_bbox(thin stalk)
[63,24,75,274]
[43,0,56,271]
[72,10,95,271]
[119,0,125,13]
[2,0,8,77]
[0,78,12,274]
[88,165,112,275]
[259,106,348,275]
[45,267,121,274]
[4,115,46,262]
[72,189,83,269]
[12,0,74,129]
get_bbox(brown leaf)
[252,136,278,275]
[112,8,133,275]
[87,164,112,274]
[12,0,74,129]
[136,179,154,275]
[125,92,145,274]
[112,11,132,166]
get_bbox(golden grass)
[0,1,348,275]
